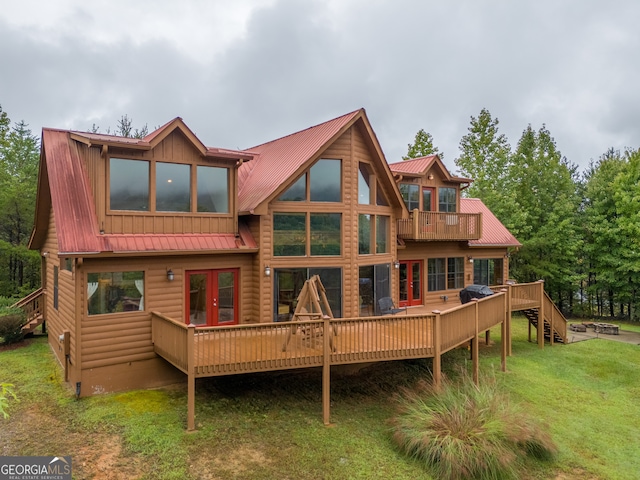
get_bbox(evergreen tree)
[403,129,440,160]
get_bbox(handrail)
[11,288,44,325]
[543,291,567,342]
[397,210,482,241]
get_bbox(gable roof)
[237,109,405,214]
[460,198,521,248]
[30,128,257,256]
[388,155,472,184]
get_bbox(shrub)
[0,383,18,419]
[0,306,26,345]
[390,372,557,480]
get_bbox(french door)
[186,269,238,326]
[399,261,423,307]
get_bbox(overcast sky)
[1,0,638,172]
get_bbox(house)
[23,108,563,429]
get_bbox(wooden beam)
[538,280,545,349]
[472,299,479,385]
[187,324,196,431]
[322,317,331,425]
[432,310,442,389]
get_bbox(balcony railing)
[397,210,482,241]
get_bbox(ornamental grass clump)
[391,372,557,480]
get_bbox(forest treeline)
[1,104,639,320]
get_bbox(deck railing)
[543,291,567,343]
[397,210,482,241]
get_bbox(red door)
[399,261,423,307]
[186,269,238,326]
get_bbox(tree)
[507,124,581,309]
[455,108,512,220]
[0,108,41,297]
[403,129,440,160]
[115,114,148,139]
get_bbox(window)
[53,266,59,310]
[376,215,389,253]
[109,158,229,214]
[110,158,149,211]
[427,258,445,291]
[399,184,420,211]
[274,212,341,256]
[274,268,342,321]
[197,166,229,213]
[474,258,504,286]
[62,258,73,272]
[439,187,457,212]
[87,271,144,315]
[359,214,371,254]
[428,257,465,291]
[310,213,341,256]
[156,162,190,212]
[358,164,371,205]
[279,159,341,202]
[447,257,464,289]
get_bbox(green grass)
[1,319,640,479]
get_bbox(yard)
[1,316,639,479]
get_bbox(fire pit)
[593,323,619,335]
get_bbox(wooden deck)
[149,281,565,430]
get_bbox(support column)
[537,280,545,349]
[500,289,508,372]
[432,310,442,389]
[187,324,196,431]
[322,317,331,425]
[506,284,513,356]
[472,299,479,385]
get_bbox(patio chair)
[378,297,407,315]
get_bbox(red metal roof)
[461,198,521,247]
[31,129,257,255]
[237,109,362,213]
[388,155,437,175]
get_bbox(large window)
[109,158,229,214]
[274,213,341,256]
[399,183,420,211]
[197,166,229,213]
[359,214,389,255]
[87,271,144,315]
[474,258,504,286]
[274,268,342,321]
[422,188,434,211]
[358,164,371,205]
[110,159,150,211]
[278,159,341,202]
[439,187,457,212]
[156,162,190,212]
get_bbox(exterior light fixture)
[265,266,271,277]
[394,260,400,269]
[468,256,474,264]
[167,269,174,281]
[428,174,434,180]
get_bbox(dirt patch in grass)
[190,445,271,479]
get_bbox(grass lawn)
[1,316,639,479]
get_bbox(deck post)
[537,280,545,349]
[322,317,331,425]
[413,209,419,239]
[549,297,555,346]
[472,299,479,385]
[500,289,508,371]
[506,284,512,356]
[187,323,196,431]
[432,310,442,389]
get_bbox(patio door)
[399,261,422,307]
[186,269,238,326]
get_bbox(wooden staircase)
[522,290,568,344]
[12,288,46,335]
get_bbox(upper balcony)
[397,210,482,241]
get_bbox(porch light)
[264,266,271,277]
[468,256,474,264]
[393,260,400,269]
[166,269,174,282]
[428,174,434,180]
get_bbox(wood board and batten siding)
[77,253,254,396]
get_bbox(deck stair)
[523,301,567,344]
[12,288,45,335]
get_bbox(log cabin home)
[22,108,566,429]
